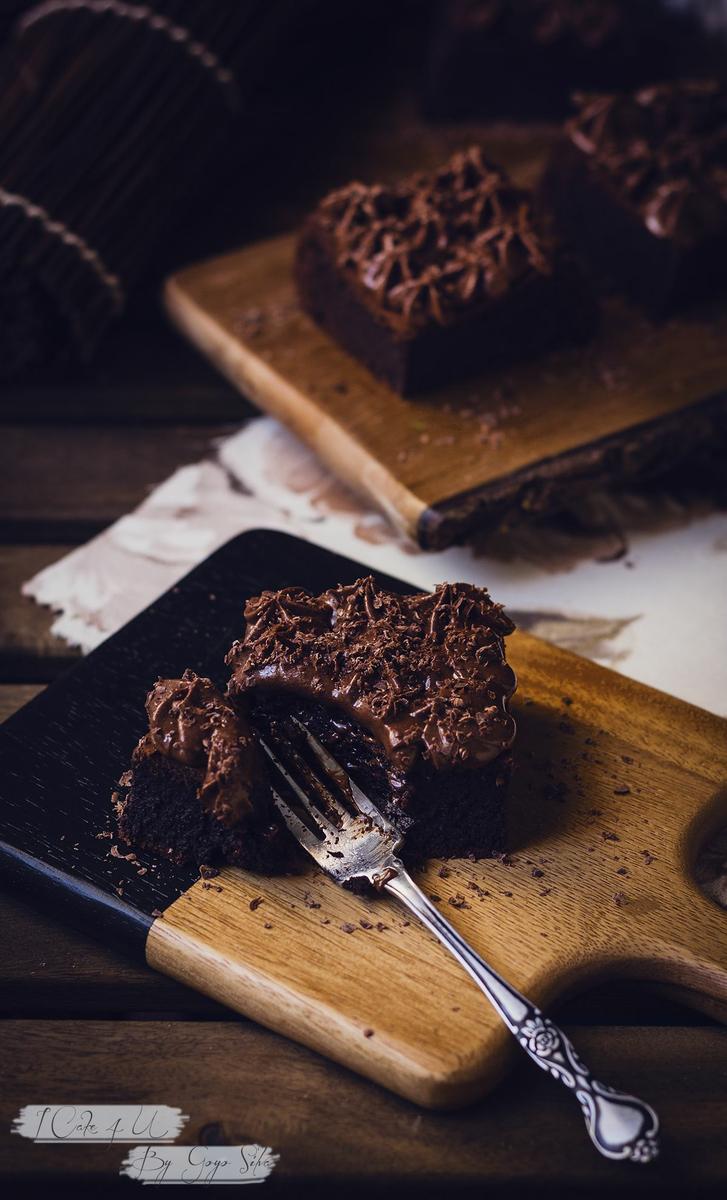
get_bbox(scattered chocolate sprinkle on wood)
[249,896,263,911]
[375,922,389,932]
[612,891,628,907]
[448,893,469,909]
[320,918,330,925]
[303,892,321,909]
[202,882,223,892]
[602,830,620,842]
[640,850,656,865]
[360,919,374,930]
[437,865,451,878]
[538,887,552,897]
[531,868,544,878]
[501,890,513,897]
[200,864,219,879]
[341,923,357,934]
[429,894,442,902]
[264,922,273,930]
[363,1028,374,1038]
[616,867,628,876]
[613,786,631,795]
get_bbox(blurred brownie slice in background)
[227,577,517,861]
[541,80,727,315]
[296,146,597,394]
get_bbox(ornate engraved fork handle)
[385,866,660,1163]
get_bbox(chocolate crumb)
[602,830,620,842]
[264,922,273,930]
[249,896,263,911]
[448,893,470,909]
[613,785,631,795]
[616,867,628,876]
[341,922,357,933]
[363,1028,374,1038]
[612,891,628,907]
[531,868,544,878]
[437,865,451,879]
[360,919,374,929]
[200,864,219,879]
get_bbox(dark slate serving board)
[0,530,408,953]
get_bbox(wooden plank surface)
[1,1021,725,1193]
[2,260,726,1189]
[0,424,237,542]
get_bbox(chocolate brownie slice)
[116,670,290,871]
[296,146,597,395]
[541,80,727,315]
[227,578,517,861]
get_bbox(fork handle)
[384,866,659,1163]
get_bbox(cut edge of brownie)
[115,752,296,874]
[250,692,511,864]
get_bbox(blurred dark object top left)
[0,0,348,378]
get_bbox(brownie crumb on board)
[249,896,263,911]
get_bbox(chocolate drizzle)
[134,670,267,826]
[567,80,727,242]
[313,147,554,332]
[227,578,517,774]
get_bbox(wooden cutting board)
[1,531,726,1110]
[165,235,727,549]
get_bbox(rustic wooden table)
[1,287,726,1197]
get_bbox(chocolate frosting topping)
[567,80,727,242]
[226,578,517,773]
[313,147,554,333]
[134,670,266,826]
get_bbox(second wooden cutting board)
[165,234,727,549]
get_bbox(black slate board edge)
[0,529,411,959]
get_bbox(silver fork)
[259,720,660,1164]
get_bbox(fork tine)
[258,735,343,839]
[270,787,326,859]
[291,717,398,832]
